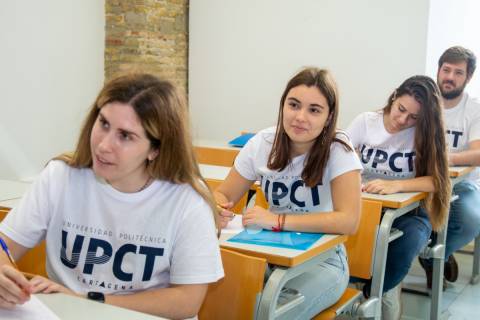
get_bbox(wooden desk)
[362,191,427,209]
[199,164,231,181]
[0,179,31,202]
[0,179,31,211]
[194,139,239,151]
[361,167,474,320]
[448,165,474,178]
[220,233,347,268]
[358,191,425,319]
[220,230,347,319]
[37,293,165,319]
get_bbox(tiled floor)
[401,251,480,319]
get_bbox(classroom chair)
[199,248,267,320]
[313,199,383,319]
[194,146,240,167]
[0,208,48,278]
[254,190,384,319]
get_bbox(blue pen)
[0,237,18,269]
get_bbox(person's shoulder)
[44,159,72,176]
[256,126,276,141]
[465,93,480,109]
[244,126,276,150]
[160,181,207,205]
[363,110,383,122]
[349,110,381,127]
[332,130,355,152]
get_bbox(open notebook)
[0,295,59,320]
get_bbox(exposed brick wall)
[105,0,188,92]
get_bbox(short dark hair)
[438,46,477,78]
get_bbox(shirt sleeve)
[169,198,224,284]
[345,113,367,149]
[468,100,480,142]
[233,131,263,181]
[327,133,363,182]
[0,161,61,248]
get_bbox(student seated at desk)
[346,75,451,320]
[215,67,362,319]
[0,74,224,319]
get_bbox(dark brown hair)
[268,67,352,187]
[384,75,451,231]
[438,46,477,78]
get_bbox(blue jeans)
[383,207,432,292]
[445,181,480,258]
[279,245,349,319]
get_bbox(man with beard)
[419,46,480,289]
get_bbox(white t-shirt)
[444,93,480,185]
[234,127,362,214]
[0,161,224,294]
[346,111,416,181]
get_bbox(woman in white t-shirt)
[215,67,362,318]
[346,75,450,319]
[0,74,223,319]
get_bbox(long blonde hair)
[55,73,219,231]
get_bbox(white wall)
[189,0,430,141]
[426,0,480,96]
[0,0,105,180]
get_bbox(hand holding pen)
[0,237,32,309]
[216,202,235,228]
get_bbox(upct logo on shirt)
[261,176,321,213]
[446,129,464,149]
[359,145,415,174]
[60,220,166,290]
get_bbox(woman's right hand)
[218,202,235,228]
[0,264,32,309]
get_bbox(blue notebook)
[227,230,323,250]
[228,133,255,147]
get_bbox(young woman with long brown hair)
[0,74,223,319]
[215,67,362,318]
[346,75,450,320]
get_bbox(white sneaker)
[382,284,402,320]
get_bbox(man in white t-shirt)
[419,46,480,287]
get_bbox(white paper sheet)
[221,214,244,234]
[221,214,263,235]
[0,295,60,320]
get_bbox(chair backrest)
[254,188,382,280]
[194,146,239,167]
[205,178,248,214]
[199,248,267,320]
[345,199,382,279]
[0,209,48,278]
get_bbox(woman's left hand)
[242,206,277,229]
[29,276,76,296]
[363,179,402,195]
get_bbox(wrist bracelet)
[272,214,282,232]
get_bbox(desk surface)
[199,164,231,181]
[37,293,165,320]
[361,191,426,209]
[220,232,347,267]
[194,139,240,151]
[0,179,31,202]
[449,166,474,177]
